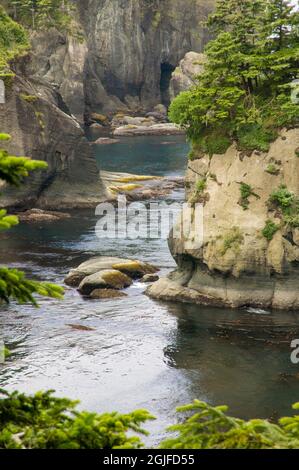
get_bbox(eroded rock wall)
[26,0,214,120]
[148,129,299,310]
[0,75,107,210]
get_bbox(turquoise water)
[94,135,188,176]
[1,135,299,445]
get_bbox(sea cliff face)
[148,128,299,310]
[0,75,107,210]
[26,0,214,120]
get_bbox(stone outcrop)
[0,75,107,210]
[148,128,299,310]
[169,51,206,100]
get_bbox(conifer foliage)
[0,133,64,305]
[169,0,299,154]
[2,0,74,31]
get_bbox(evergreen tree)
[2,0,74,31]
[0,5,29,78]
[169,0,299,154]
[0,133,64,305]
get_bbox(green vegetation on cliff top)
[0,1,80,77]
[0,6,29,78]
[1,0,74,31]
[169,0,299,156]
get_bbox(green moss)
[262,220,280,241]
[221,227,244,255]
[34,111,45,130]
[152,11,161,28]
[20,93,38,103]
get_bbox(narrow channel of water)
[1,135,299,445]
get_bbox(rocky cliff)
[27,0,214,121]
[0,1,214,209]
[148,128,299,310]
[0,73,107,210]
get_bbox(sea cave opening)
[160,62,175,107]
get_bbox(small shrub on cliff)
[270,185,295,209]
[195,178,207,194]
[266,163,280,175]
[239,183,260,210]
[221,227,244,255]
[262,220,280,241]
[269,185,299,228]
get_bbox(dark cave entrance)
[160,62,175,107]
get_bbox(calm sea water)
[1,135,299,445]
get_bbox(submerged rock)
[141,274,160,283]
[94,137,120,145]
[66,324,95,331]
[89,289,128,299]
[18,209,71,222]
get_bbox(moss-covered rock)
[78,270,132,296]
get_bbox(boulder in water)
[141,274,160,283]
[65,256,159,299]
[78,269,132,296]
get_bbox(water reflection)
[164,303,299,420]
